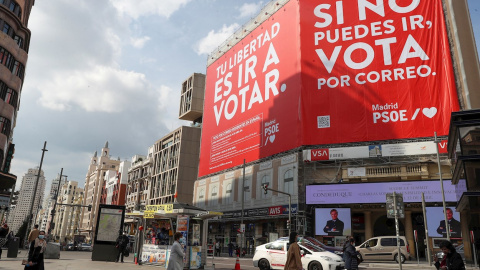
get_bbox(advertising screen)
[300,0,459,145]
[426,207,462,238]
[199,0,459,177]
[95,206,125,243]
[306,180,467,204]
[315,208,351,236]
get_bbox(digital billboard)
[199,0,459,177]
[306,180,467,205]
[426,207,462,238]
[315,208,351,236]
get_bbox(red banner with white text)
[300,0,459,145]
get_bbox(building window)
[0,117,11,137]
[283,169,294,194]
[210,186,218,206]
[225,183,233,204]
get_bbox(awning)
[0,171,16,190]
[128,202,223,220]
[456,191,480,212]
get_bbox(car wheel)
[394,254,406,263]
[308,261,323,270]
[258,259,270,270]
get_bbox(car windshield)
[300,243,325,252]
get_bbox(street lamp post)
[434,132,450,241]
[49,169,64,239]
[25,141,48,245]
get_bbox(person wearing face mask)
[24,230,47,270]
[344,238,359,270]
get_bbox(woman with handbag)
[284,232,302,270]
[24,230,47,270]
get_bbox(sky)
[9,0,480,192]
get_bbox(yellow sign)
[164,204,173,213]
[144,212,155,219]
[145,204,174,213]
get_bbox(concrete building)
[79,142,120,240]
[0,0,35,215]
[38,174,64,232]
[148,125,201,205]
[7,167,45,234]
[100,160,130,205]
[51,181,83,243]
[193,0,480,262]
[126,151,152,213]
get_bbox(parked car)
[435,244,465,261]
[78,243,92,251]
[66,244,74,251]
[356,236,410,263]
[253,238,344,270]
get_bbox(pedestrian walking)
[24,230,47,270]
[28,224,40,243]
[434,240,465,270]
[0,223,9,260]
[167,232,185,270]
[215,241,220,257]
[284,232,302,270]
[228,242,234,257]
[344,238,359,270]
[342,236,351,262]
[115,231,129,263]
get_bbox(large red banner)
[199,0,459,177]
[198,1,301,177]
[300,0,459,144]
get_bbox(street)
[1,250,479,270]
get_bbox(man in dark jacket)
[0,223,9,259]
[323,209,345,236]
[436,208,461,237]
[434,240,465,270]
[115,231,129,263]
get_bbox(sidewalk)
[362,260,479,269]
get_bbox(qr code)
[317,115,330,128]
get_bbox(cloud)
[238,2,264,18]
[195,23,240,55]
[131,36,151,48]
[109,0,191,19]
[37,66,157,113]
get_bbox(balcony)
[342,164,429,181]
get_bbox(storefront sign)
[144,212,155,219]
[306,180,467,204]
[145,204,174,213]
[221,204,297,219]
[304,141,444,161]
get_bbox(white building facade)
[8,167,46,234]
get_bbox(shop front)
[306,179,466,259]
[125,202,221,268]
[207,203,298,256]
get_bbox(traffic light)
[286,220,291,230]
[87,205,92,211]
[263,183,268,194]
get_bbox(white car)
[253,239,344,270]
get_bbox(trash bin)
[7,237,19,258]
[44,242,60,259]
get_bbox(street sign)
[386,193,404,218]
[144,212,155,219]
[240,224,245,233]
